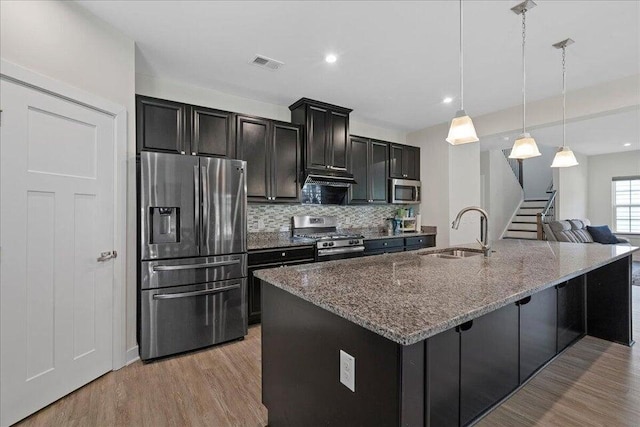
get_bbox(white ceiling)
[480,108,640,156]
[76,0,639,132]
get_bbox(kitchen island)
[255,239,637,427]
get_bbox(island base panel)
[261,282,408,427]
[586,256,633,346]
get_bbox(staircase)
[504,199,548,240]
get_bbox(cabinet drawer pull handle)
[281,252,286,257]
[383,242,388,246]
[456,320,474,332]
[516,296,532,306]
[180,150,186,155]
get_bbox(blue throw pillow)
[586,225,621,244]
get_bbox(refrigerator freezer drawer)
[140,254,247,290]
[139,278,247,360]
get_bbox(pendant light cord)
[521,9,527,133]
[460,0,464,111]
[562,46,566,148]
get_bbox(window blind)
[613,177,640,233]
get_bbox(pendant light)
[446,0,479,145]
[509,1,541,159]
[550,38,579,168]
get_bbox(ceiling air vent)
[250,55,284,71]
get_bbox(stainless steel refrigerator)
[138,152,247,360]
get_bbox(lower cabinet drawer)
[248,246,315,265]
[405,235,435,248]
[364,238,404,252]
[364,247,404,256]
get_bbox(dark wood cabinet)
[237,115,271,202]
[519,287,557,381]
[290,98,353,172]
[459,304,519,426]
[427,327,460,427]
[363,235,435,256]
[238,116,302,203]
[389,143,420,180]
[191,106,235,157]
[137,95,236,158]
[248,247,315,324]
[557,276,586,351]
[349,136,389,204]
[136,95,188,154]
[271,122,302,201]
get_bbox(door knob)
[97,251,117,262]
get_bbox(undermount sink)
[423,249,483,259]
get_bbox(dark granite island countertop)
[256,239,637,345]
[258,239,637,427]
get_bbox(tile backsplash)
[248,204,405,232]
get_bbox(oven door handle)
[153,283,241,300]
[152,259,240,272]
[317,246,365,256]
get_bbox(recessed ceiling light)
[325,54,337,63]
[443,97,453,104]
[624,143,632,147]
[503,136,510,141]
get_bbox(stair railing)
[536,190,557,240]
[501,149,523,188]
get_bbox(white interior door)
[1,78,116,426]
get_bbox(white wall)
[474,75,640,138]
[481,150,524,241]
[522,146,555,198]
[1,0,138,359]
[408,123,481,247]
[136,73,408,144]
[588,150,640,248]
[555,151,589,220]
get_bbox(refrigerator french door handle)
[152,259,240,271]
[200,165,209,253]
[193,165,200,253]
[152,283,241,300]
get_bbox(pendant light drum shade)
[551,146,579,167]
[509,1,541,159]
[509,132,541,159]
[446,110,479,145]
[551,38,578,168]
[447,0,479,145]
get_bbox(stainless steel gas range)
[291,216,365,262]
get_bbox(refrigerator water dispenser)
[151,207,180,244]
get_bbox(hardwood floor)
[17,288,640,427]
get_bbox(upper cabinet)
[349,136,388,204]
[136,95,235,157]
[289,98,353,172]
[389,143,420,180]
[237,115,301,204]
[191,105,236,158]
[137,96,189,154]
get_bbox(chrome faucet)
[452,206,491,257]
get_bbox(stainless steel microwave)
[390,179,421,204]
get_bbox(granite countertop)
[254,240,638,346]
[248,232,315,251]
[248,226,437,250]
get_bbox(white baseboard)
[125,346,140,366]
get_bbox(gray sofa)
[543,219,630,244]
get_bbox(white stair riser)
[521,201,547,209]
[505,230,538,239]
[513,215,538,223]
[510,223,538,231]
[517,208,544,216]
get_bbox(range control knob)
[328,242,335,247]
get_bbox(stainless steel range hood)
[302,168,356,188]
[300,168,356,204]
